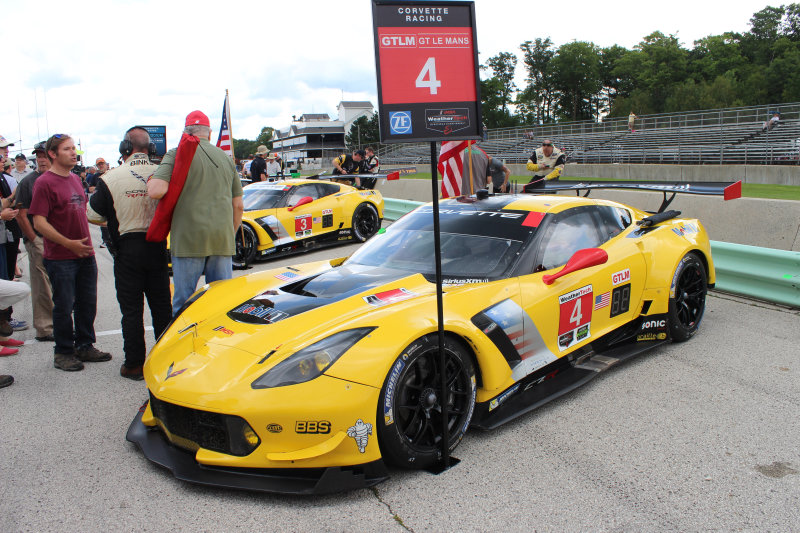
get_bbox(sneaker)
[54,352,84,371]
[120,364,144,381]
[0,346,18,356]
[0,338,25,347]
[0,375,13,388]
[9,319,28,331]
[35,334,55,342]
[76,345,112,362]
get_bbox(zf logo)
[389,111,412,135]
[295,421,331,434]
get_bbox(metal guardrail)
[382,198,800,308]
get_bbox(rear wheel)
[233,224,258,268]
[668,252,708,342]
[352,203,380,242]
[377,334,476,469]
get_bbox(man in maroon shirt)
[29,134,112,372]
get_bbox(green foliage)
[233,126,274,159]
[491,4,800,124]
[345,113,380,150]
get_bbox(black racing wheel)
[377,334,476,469]
[668,252,708,342]
[352,203,380,242]
[233,224,258,269]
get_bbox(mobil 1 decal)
[557,285,592,351]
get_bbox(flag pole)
[225,89,235,160]
[468,140,474,195]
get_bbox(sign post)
[372,0,481,473]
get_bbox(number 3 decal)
[415,57,442,95]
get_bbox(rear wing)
[521,180,742,213]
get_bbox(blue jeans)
[171,255,232,315]
[43,256,97,355]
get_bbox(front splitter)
[126,411,389,495]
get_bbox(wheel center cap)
[421,388,437,409]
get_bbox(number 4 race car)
[127,180,741,495]
[233,176,394,268]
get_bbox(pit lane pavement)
[1,223,798,532]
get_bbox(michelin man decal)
[347,419,373,453]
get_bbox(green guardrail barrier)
[382,198,800,308]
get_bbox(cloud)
[26,69,81,91]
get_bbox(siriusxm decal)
[389,111,412,135]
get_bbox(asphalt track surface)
[1,224,799,532]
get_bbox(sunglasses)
[542,143,553,147]
[52,133,69,139]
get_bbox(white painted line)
[21,326,154,345]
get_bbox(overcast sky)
[1,0,772,164]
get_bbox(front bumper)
[126,411,389,495]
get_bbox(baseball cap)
[185,110,210,127]
[96,157,106,164]
[31,141,46,155]
[0,135,14,148]
[14,153,26,161]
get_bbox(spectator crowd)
[0,109,243,388]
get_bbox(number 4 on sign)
[416,57,442,95]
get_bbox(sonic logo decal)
[347,419,373,453]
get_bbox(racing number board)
[372,0,482,143]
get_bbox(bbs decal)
[295,421,331,434]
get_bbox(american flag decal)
[595,291,610,310]
[275,271,299,281]
[216,91,234,158]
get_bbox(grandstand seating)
[379,102,800,166]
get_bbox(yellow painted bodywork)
[144,194,714,469]
[242,179,384,256]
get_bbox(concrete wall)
[376,178,800,251]
[504,163,800,186]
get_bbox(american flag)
[594,291,611,310]
[438,140,469,198]
[275,271,299,281]
[216,91,234,158]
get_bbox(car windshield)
[242,185,290,211]
[346,204,534,279]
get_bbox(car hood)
[146,262,435,399]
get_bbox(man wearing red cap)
[147,110,243,313]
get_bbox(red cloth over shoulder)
[146,134,200,242]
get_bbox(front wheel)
[352,203,380,242]
[233,224,258,268]
[668,252,708,342]
[377,334,476,469]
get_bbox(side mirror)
[542,248,608,285]
[288,196,313,212]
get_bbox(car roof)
[440,194,622,216]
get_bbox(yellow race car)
[127,180,740,494]
[233,178,385,267]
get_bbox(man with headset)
[87,127,171,380]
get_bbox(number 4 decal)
[569,298,582,327]
[416,57,442,95]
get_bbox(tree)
[233,126,274,160]
[550,41,602,121]
[345,113,379,150]
[518,38,556,123]
[485,52,518,115]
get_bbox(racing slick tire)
[352,203,380,242]
[668,252,708,342]
[377,334,476,469]
[233,224,258,269]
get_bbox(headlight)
[251,327,375,389]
